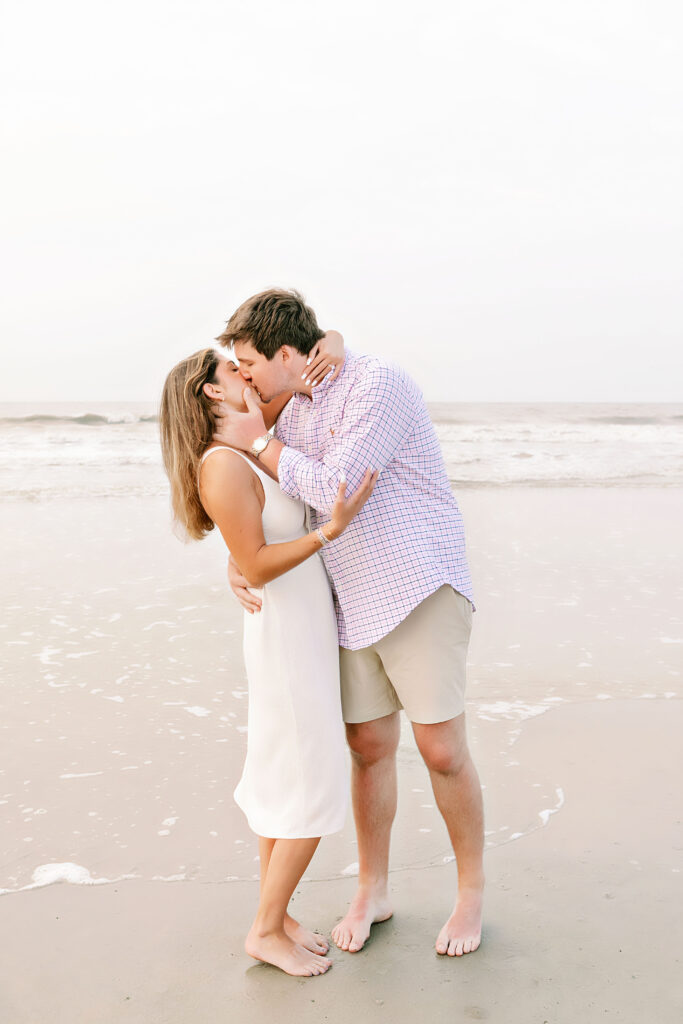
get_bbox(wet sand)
[1,488,681,1022]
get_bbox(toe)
[455,940,465,957]
[447,938,458,957]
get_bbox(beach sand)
[1,487,681,1022]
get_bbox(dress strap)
[199,445,276,487]
[199,445,234,468]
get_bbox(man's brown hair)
[216,288,324,360]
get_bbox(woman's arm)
[200,448,376,588]
[306,330,344,386]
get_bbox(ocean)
[1,401,681,500]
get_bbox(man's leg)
[331,711,400,952]
[412,713,484,956]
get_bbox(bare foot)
[331,889,393,953]
[435,886,483,957]
[285,914,329,954]
[245,927,332,977]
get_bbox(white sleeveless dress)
[200,446,348,839]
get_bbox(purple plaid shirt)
[275,350,474,650]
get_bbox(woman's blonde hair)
[159,348,220,540]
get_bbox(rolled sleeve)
[277,364,419,515]
[278,445,343,513]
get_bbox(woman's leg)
[257,837,328,955]
[258,836,276,892]
[246,836,332,976]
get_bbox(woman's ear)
[203,381,223,400]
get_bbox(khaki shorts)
[339,585,473,725]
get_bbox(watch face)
[252,435,268,455]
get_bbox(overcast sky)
[2,0,681,402]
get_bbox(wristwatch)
[249,433,273,459]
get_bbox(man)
[214,288,484,958]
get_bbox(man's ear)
[203,381,223,400]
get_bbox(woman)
[159,337,376,977]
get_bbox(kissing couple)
[160,288,484,976]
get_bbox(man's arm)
[213,364,419,515]
[268,365,418,514]
[228,555,262,614]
